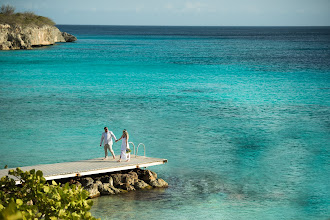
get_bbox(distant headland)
[0,4,76,50]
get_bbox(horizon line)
[55,24,330,27]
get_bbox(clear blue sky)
[3,0,330,26]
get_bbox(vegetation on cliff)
[0,4,55,27]
[0,168,98,220]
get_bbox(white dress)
[120,137,130,160]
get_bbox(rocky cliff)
[0,24,76,50]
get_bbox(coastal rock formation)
[135,180,152,189]
[61,31,77,42]
[80,177,94,186]
[98,183,116,195]
[77,168,168,198]
[150,179,169,188]
[84,183,101,198]
[0,24,76,50]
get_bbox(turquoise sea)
[0,26,329,219]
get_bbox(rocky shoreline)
[67,168,168,198]
[0,24,77,50]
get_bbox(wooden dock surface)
[0,156,167,182]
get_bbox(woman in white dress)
[116,129,130,162]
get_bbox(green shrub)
[0,4,15,15]
[0,4,55,27]
[0,168,99,220]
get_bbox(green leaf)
[72,212,80,220]
[87,200,93,206]
[36,170,43,178]
[85,212,91,218]
[43,186,50,193]
[16,199,23,206]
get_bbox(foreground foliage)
[0,4,55,27]
[0,168,99,220]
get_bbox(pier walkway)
[0,156,167,183]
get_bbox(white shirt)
[100,131,117,146]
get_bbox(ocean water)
[0,26,329,219]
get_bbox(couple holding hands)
[100,127,130,162]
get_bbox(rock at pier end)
[76,168,168,199]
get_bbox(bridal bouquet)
[126,148,131,153]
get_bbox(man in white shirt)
[100,127,117,160]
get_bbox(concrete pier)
[0,156,167,183]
